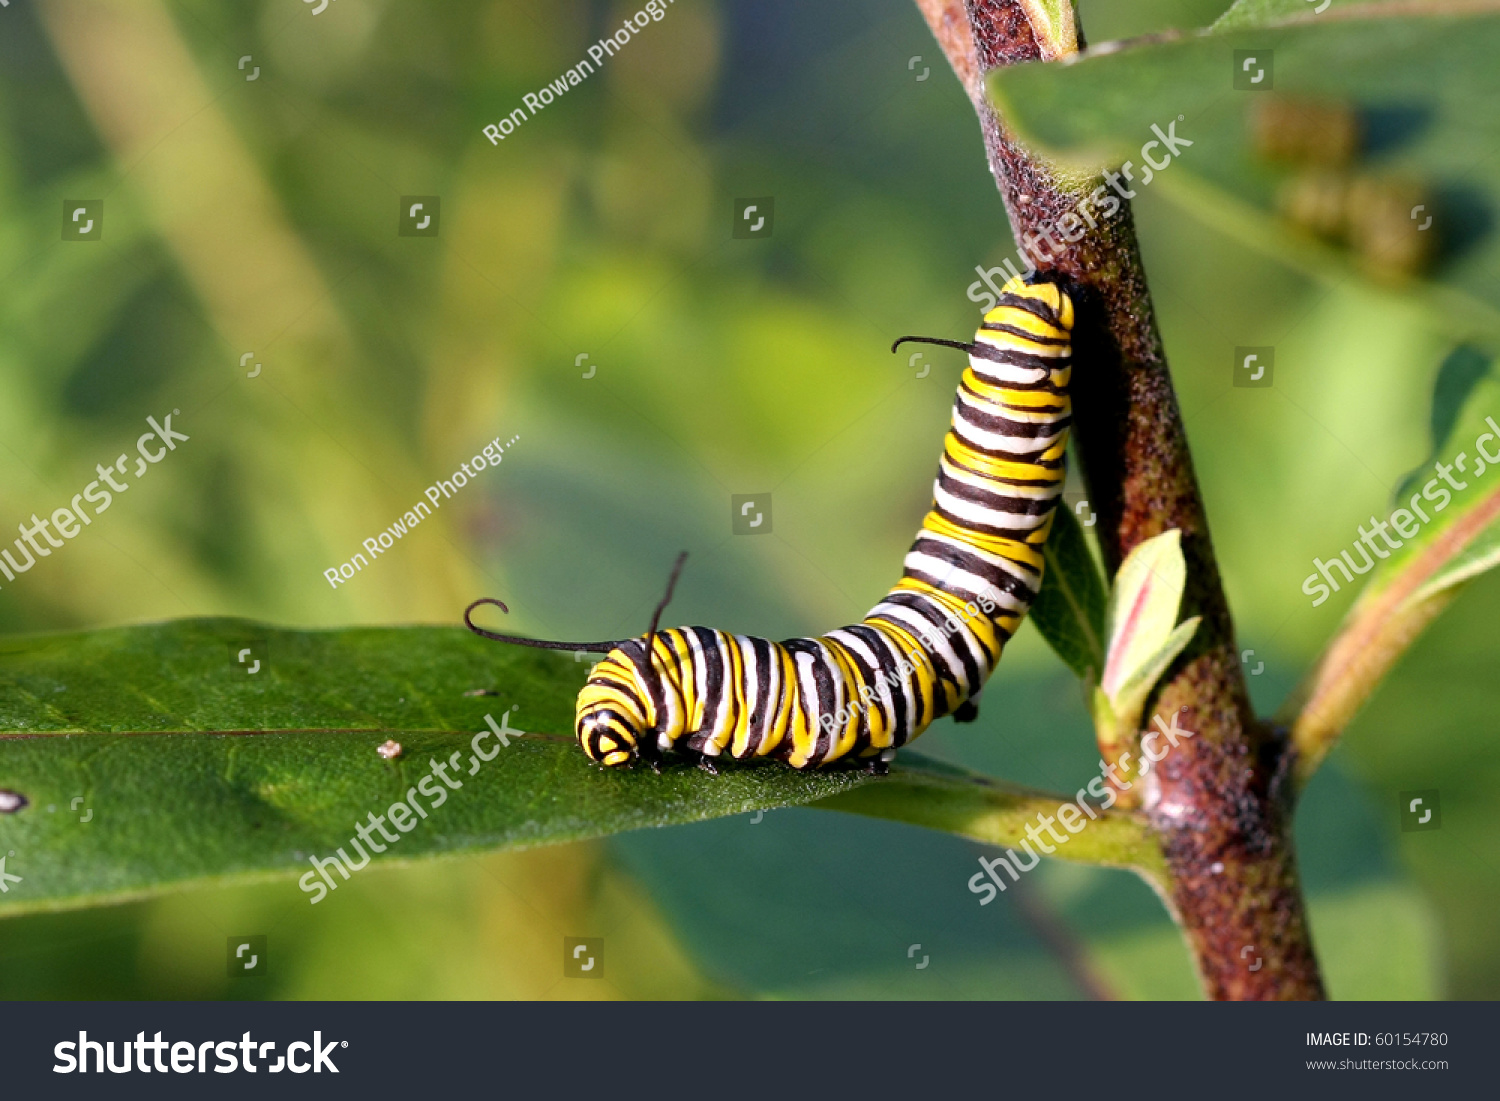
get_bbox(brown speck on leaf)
[377,740,403,760]
[0,790,28,814]
[464,688,501,697]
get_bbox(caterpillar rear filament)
[467,276,1074,770]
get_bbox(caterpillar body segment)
[573,278,1074,769]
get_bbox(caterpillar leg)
[952,696,981,723]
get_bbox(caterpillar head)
[464,553,688,772]
[576,706,640,768]
[575,648,654,768]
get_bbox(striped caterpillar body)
[467,277,1074,769]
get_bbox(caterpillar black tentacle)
[466,275,1074,769]
[463,598,621,653]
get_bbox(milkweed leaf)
[0,618,1155,915]
[1095,531,1200,742]
[1100,530,1189,700]
[1017,0,1079,59]
[1030,503,1108,679]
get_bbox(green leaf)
[1409,517,1500,602]
[1360,372,1500,606]
[1090,684,1118,744]
[1029,502,1108,679]
[1018,0,1080,58]
[820,755,1165,877]
[1108,616,1202,722]
[988,6,1500,333]
[1386,345,1500,605]
[1282,363,1500,783]
[0,620,876,915]
[1100,530,1189,700]
[1094,530,1200,746]
[1212,0,1432,32]
[1393,345,1493,503]
[0,619,1158,915]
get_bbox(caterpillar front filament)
[466,276,1074,769]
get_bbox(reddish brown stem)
[914,0,1325,999]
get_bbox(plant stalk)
[914,0,1325,998]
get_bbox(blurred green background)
[0,0,1493,999]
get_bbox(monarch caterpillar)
[466,276,1075,770]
